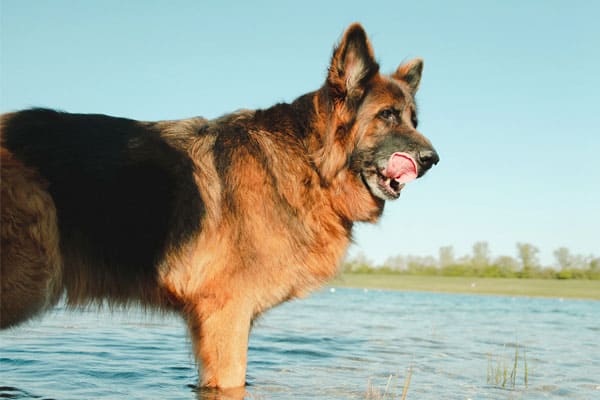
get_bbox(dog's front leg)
[187,297,253,390]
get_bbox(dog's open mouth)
[363,152,418,200]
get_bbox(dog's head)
[315,24,438,204]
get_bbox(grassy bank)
[331,273,600,300]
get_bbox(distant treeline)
[343,242,600,280]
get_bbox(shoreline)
[330,273,600,300]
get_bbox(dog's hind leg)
[0,148,63,328]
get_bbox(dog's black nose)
[418,149,439,170]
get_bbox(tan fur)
[0,147,63,327]
[0,24,438,393]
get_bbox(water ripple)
[1,288,599,399]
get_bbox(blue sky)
[1,0,598,266]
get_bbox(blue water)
[1,288,599,399]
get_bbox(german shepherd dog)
[0,24,438,390]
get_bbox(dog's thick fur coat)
[0,24,438,389]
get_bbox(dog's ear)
[327,23,379,102]
[393,58,423,95]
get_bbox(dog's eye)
[378,108,399,123]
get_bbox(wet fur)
[0,24,437,389]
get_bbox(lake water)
[1,288,599,399]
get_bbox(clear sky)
[1,0,598,266]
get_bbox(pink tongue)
[384,152,418,184]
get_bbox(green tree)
[406,255,437,275]
[516,242,540,278]
[472,241,491,269]
[343,252,374,273]
[553,247,573,269]
[384,255,407,271]
[493,255,519,277]
[438,246,455,268]
[571,254,589,270]
[588,257,600,279]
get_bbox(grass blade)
[401,366,413,400]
